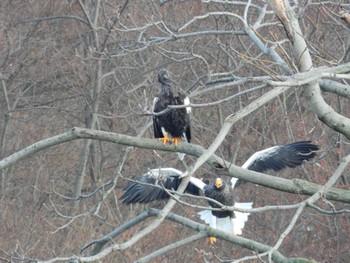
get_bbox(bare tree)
[0,0,350,262]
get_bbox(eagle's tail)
[233,202,253,235]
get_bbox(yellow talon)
[159,133,171,145]
[172,137,182,146]
[209,237,216,244]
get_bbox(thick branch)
[320,79,350,100]
[283,1,350,139]
[79,208,316,263]
[76,154,350,262]
[1,127,349,203]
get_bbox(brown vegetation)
[0,0,349,262]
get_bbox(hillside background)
[0,1,349,262]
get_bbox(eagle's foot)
[172,137,182,146]
[209,237,216,244]
[159,133,171,145]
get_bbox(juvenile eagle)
[152,69,191,159]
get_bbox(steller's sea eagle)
[194,177,252,244]
[152,69,191,160]
[121,141,318,243]
[121,168,252,244]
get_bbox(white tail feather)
[198,210,212,225]
[233,202,253,235]
[198,210,232,233]
[217,217,233,233]
[198,202,253,236]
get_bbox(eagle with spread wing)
[122,141,318,243]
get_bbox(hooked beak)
[215,178,223,189]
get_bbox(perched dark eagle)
[121,168,252,244]
[152,69,191,159]
[234,140,319,186]
[121,141,319,243]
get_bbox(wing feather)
[236,141,318,186]
[121,168,200,204]
[152,97,164,138]
[243,141,318,172]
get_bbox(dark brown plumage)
[152,69,191,149]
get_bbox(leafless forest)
[0,1,350,262]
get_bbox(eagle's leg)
[159,133,171,145]
[209,237,217,244]
[172,137,182,146]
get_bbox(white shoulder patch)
[241,146,277,169]
[230,177,239,189]
[189,177,206,190]
[184,96,191,114]
[146,167,183,180]
[233,202,253,235]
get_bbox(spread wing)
[121,168,200,204]
[234,141,319,186]
[243,141,318,172]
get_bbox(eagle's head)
[158,68,171,84]
[214,178,225,190]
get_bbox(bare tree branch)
[281,0,350,140]
[79,208,316,263]
[1,127,349,203]
[136,232,207,263]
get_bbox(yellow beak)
[215,178,223,188]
